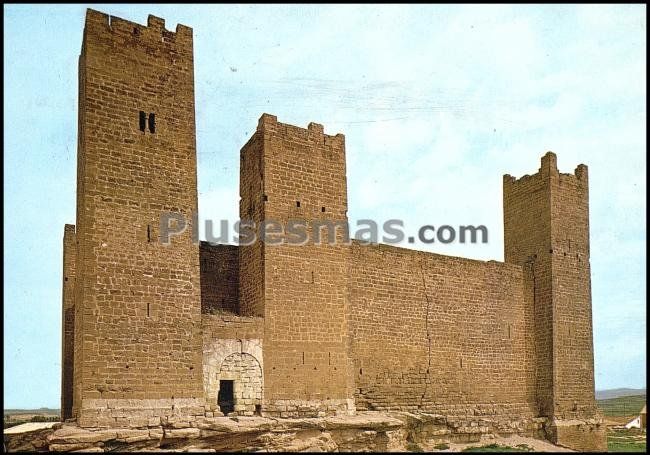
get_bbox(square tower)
[504,152,606,451]
[239,114,355,416]
[70,9,204,426]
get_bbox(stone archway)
[217,352,262,416]
[203,338,263,415]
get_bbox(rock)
[164,428,201,439]
[49,442,97,452]
[47,427,118,444]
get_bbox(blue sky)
[4,4,646,408]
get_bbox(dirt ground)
[424,434,574,452]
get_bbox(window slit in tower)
[148,113,156,133]
[147,225,151,242]
[296,201,301,208]
[147,303,150,317]
[139,111,146,132]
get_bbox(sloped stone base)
[545,418,607,452]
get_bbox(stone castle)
[60,9,606,451]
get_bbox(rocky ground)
[443,434,574,452]
[3,412,572,452]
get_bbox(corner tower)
[503,152,606,451]
[71,9,204,426]
[239,114,355,416]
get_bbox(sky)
[4,4,646,408]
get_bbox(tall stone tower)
[68,9,204,426]
[239,114,355,416]
[503,152,605,451]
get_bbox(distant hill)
[4,408,60,416]
[597,394,646,417]
[595,388,646,400]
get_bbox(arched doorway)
[217,352,263,415]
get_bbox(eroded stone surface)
[5,413,592,453]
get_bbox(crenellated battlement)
[253,113,346,150]
[503,151,588,187]
[83,9,193,54]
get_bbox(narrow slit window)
[139,111,146,132]
[263,194,268,202]
[147,303,150,317]
[148,113,156,133]
[321,206,326,212]
[296,201,300,208]
[147,225,151,242]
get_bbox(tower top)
[503,152,588,185]
[83,8,193,52]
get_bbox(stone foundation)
[75,398,208,428]
[546,417,607,452]
[263,398,356,418]
[394,412,547,444]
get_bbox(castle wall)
[72,9,204,426]
[349,242,537,419]
[200,242,239,314]
[61,224,77,421]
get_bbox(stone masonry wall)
[218,353,263,415]
[200,242,239,314]
[240,115,355,417]
[551,165,597,419]
[503,153,605,451]
[348,241,537,420]
[238,130,265,318]
[503,153,599,419]
[72,9,204,425]
[61,224,76,421]
[503,154,554,417]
